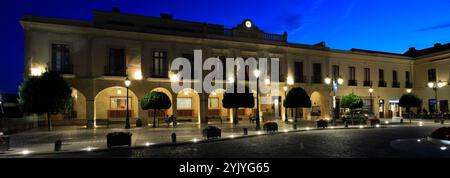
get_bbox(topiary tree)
[283,87,312,123]
[140,91,172,128]
[18,71,72,131]
[399,93,422,123]
[340,92,364,125]
[222,85,255,125]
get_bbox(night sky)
[2,0,450,93]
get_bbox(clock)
[244,20,252,28]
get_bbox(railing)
[392,81,400,88]
[311,76,322,84]
[104,66,126,76]
[263,33,285,42]
[405,82,413,88]
[378,81,387,87]
[52,64,73,74]
[348,80,358,86]
[363,80,372,87]
[295,75,308,83]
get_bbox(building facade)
[20,9,450,127]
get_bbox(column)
[86,99,95,129]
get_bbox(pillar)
[86,99,94,129]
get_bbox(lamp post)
[427,80,447,114]
[406,89,412,93]
[324,76,343,125]
[124,77,131,129]
[283,86,288,122]
[369,88,374,115]
[254,69,261,130]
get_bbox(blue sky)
[1,0,450,92]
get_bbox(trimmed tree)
[222,85,255,125]
[140,91,172,127]
[399,93,422,123]
[18,71,72,131]
[340,92,364,125]
[283,87,312,123]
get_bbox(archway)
[176,88,200,123]
[94,86,139,126]
[71,88,86,121]
[310,91,323,119]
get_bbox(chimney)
[112,7,120,13]
[434,43,442,47]
[409,47,416,51]
[160,13,173,20]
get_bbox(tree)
[399,93,422,123]
[222,85,255,125]
[340,92,364,125]
[18,71,72,131]
[283,87,312,123]
[140,91,171,127]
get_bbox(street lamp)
[427,80,448,114]
[283,86,288,122]
[254,69,261,130]
[406,89,412,93]
[324,75,344,125]
[124,77,131,129]
[369,88,374,114]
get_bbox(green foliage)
[283,87,312,108]
[340,92,364,110]
[399,93,422,112]
[18,71,73,115]
[222,85,255,109]
[140,91,172,110]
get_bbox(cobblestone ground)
[4,119,450,158]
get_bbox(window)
[392,70,398,82]
[208,97,219,109]
[379,69,385,81]
[110,97,131,110]
[364,68,370,81]
[349,67,356,81]
[177,98,192,109]
[52,44,71,73]
[405,71,410,82]
[312,63,322,83]
[152,51,168,77]
[295,62,304,82]
[428,69,436,82]
[332,65,339,80]
[182,53,195,78]
[106,48,126,76]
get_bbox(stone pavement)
[0,118,447,157]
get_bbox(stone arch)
[94,86,139,126]
[71,88,86,120]
[309,91,323,119]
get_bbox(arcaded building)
[20,8,450,127]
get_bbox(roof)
[403,43,450,57]
[350,48,406,57]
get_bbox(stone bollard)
[441,119,445,125]
[54,140,62,152]
[293,123,297,130]
[243,128,248,135]
[400,119,403,124]
[171,133,176,143]
[345,121,348,128]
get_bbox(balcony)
[295,75,307,83]
[363,80,372,87]
[348,80,358,86]
[378,81,387,87]
[311,76,322,84]
[405,81,413,88]
[392,81,400,88]
[52,64,73,74]
[104,66,126,76]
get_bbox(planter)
[369,119,380,126]
[316,120,328,128]
[136,118,142,127]
[107,132,132,148]
[263,122,278,132]
[203,126,221,139]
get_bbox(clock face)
[245,20,252,28]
